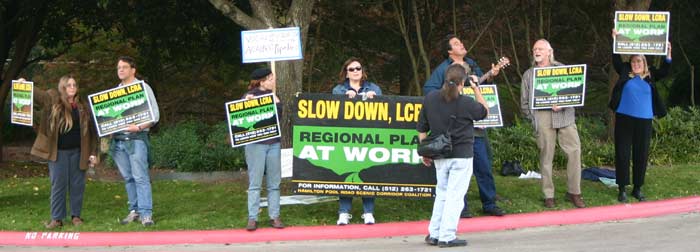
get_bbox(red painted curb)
[2,196,698,246]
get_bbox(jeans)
[429,158,472,242]
[463,137,497,212]
[48,149,85,220]
[245,143,281,221]
[338,197,375,214]
[112,139,153,217]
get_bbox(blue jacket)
[423,57,485,95]
[332,80,382,96]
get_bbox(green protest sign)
[225,93,280,147]
[292,93,435,198]
[10,80,33,126]
[88,81,156,136]
[530,64,587,109]
[614,11,670,55]
[462,85,503,127]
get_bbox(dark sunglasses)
[347,66,362,72]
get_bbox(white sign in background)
[241,27,303,63]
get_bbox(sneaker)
[141,216,154,227]
[336,213,352,225]
[424,235,438,246]
[246,219,257,231]
[269,217,285,229]
[120,210,139,225]
[438,238,468,248]
[361,213,375,225]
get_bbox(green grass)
[1,164,698,231]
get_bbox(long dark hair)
[440,65,466,102]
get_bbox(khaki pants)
[534,112,582,198]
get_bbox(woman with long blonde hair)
[609,29,672,202]
[29,75,98,229]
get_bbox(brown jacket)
[30,89,98,170]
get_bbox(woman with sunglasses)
[332,57,382,100]
[331,57,382,225]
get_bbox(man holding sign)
[111,56,160,227]
[520,39,585,209]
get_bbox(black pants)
[614,113,652,187]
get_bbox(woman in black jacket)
[417,64,488,247]
[609,29,671,203]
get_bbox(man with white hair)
[520,39,585,209]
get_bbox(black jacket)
[608,53,669,118]
[417,91,487,159]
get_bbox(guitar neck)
[477,70,493,85]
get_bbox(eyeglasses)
[347,66,362,72]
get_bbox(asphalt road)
[3,212,699,252]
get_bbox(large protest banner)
[10,80,34,126]
[463,85,503,127]
[88,81,156,137]
[241,27,303,63]
[225,93,281,147]
[292,93,435,198]
[614,11,670,55]
[530,64,587,109]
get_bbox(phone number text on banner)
[88,82,156,137]
[292,93,436,198]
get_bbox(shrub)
[651,107,700,165]
[489,115,614,172]
[149,120,246,172]
[150,120,205,171]
[199,122,247,172]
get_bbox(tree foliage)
[2,0,699,159]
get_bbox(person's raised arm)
[611,29,625,75]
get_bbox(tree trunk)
[0,3,49,162]
[208,0,316,148]
[412,0,431,83]
[393,0,422,96]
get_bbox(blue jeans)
[429,158,472,242]
[245,143,281,221]
[112,139,153,217]
[463,137,497,212]
[48,149,85,220]
[338,197,374,214]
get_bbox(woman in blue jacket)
[331,57,381,225]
